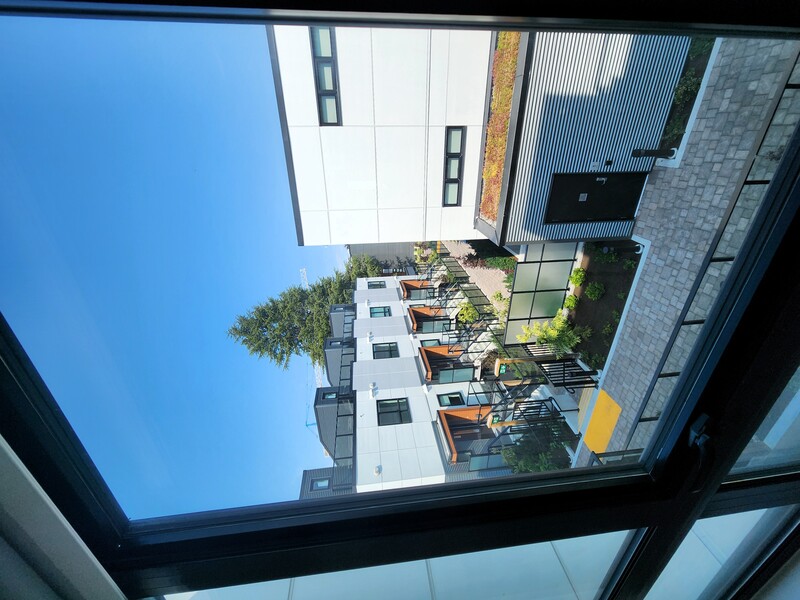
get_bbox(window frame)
[376,398,412,426]
[309,26,341,126]
[442,126,466,207]
[372,342,399,359]
[437,392,466,407]
[310,477,331,491]
[367,281,386,289]
[0,5,798,599]
[369,306,391,318]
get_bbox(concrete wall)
[273,26,492,245]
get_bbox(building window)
[377,398,412,426]
[372,342,399,359]
[322,391,337,400]
[437,392,465,407]
[310,478,330,491]
[420,339,441,347]
[309,27,341,126]
[367,281,386,289]
[369,306,391,318]
[443,126,466,206]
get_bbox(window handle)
[688,413,715,494]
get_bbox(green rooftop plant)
[563,294,579,310]
[623,258,637,271]
[516,313,585,358]
[585,281,606,301]
[569,267,586,287]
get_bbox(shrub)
[674,69,702,108]
[616,291,627,300]
[563,294,579,310]
[585,282,606,301]
[504,272,514,291]
[491,291,509,321]
[457,301,479,325]
[611,310,621,324]
[485,256,517,272]
[602,323,615,337]
[462,252,485,268]
[623,258,637,271]
[516,313,585,358]
[569,268,586,287]
[583,353,607,370]
[573,325,592,340]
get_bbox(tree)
[229,256,381,369]
[515,313,584,358]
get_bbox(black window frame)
[309,26,341,126]
[437,392,466,407]
[369,306,391,318]
[420,339,442,347]
[372,342,399,359]
[443,126,466,207]
[310,477,331,491]
[367,281,386,289]
[376,398,412,426]
[0,5,798,600]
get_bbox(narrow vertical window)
[443,126,465,206]
[309,27,341,126]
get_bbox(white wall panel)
[336,27,375,126]
[417,444,446,479]
[379,450,403,483]
[328,210,378,244]
[375,127,426,209]
[371,29,429,126]
[427,30,450,127]
[378,426,398,452]
[273,26,319,127]
[445,30,492,126]
[394,425,417,450]
[288,128,327,212]
[299,211,330,245]
[398,448,422,480]
[439,205,480,240]
[425,207,442,241]
[356,451,381,489]
[321,127,376,210]
[378,208,424,243]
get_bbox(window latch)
[688,413,714,494]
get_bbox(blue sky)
[0,17,347,518]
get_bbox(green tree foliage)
[501,437,570,473]
[457,301,479,325]
[569,267,586,287]
[515,313,585,358]
[229,255,381,369]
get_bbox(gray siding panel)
[506,33,690,243]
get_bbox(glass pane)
[513,263,540,292]
[316,62,334,90]
[508,292,534,319]
[3,13,799,523]
[537,261,573,290]
[731,364,800,475]
[531,290,566,318]
[646,506,798,600]
[443,182,459,205]
[446,157,460,179]
[311,27,333,57]
[446,128,463,153]
[320,96,338,123]
[166,529,632,599]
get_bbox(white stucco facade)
[271,26,492,246]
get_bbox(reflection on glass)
[731,365,800,474]
[646,506,798,600]
[2,14,799,519]
[165,530,632,600]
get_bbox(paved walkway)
[442,240,510,311]
[577,38,800,464]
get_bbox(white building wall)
[272,26,492,246]
[352,276,480,492]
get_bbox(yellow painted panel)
[583,390,622,454]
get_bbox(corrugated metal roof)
[505,32,690,243]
